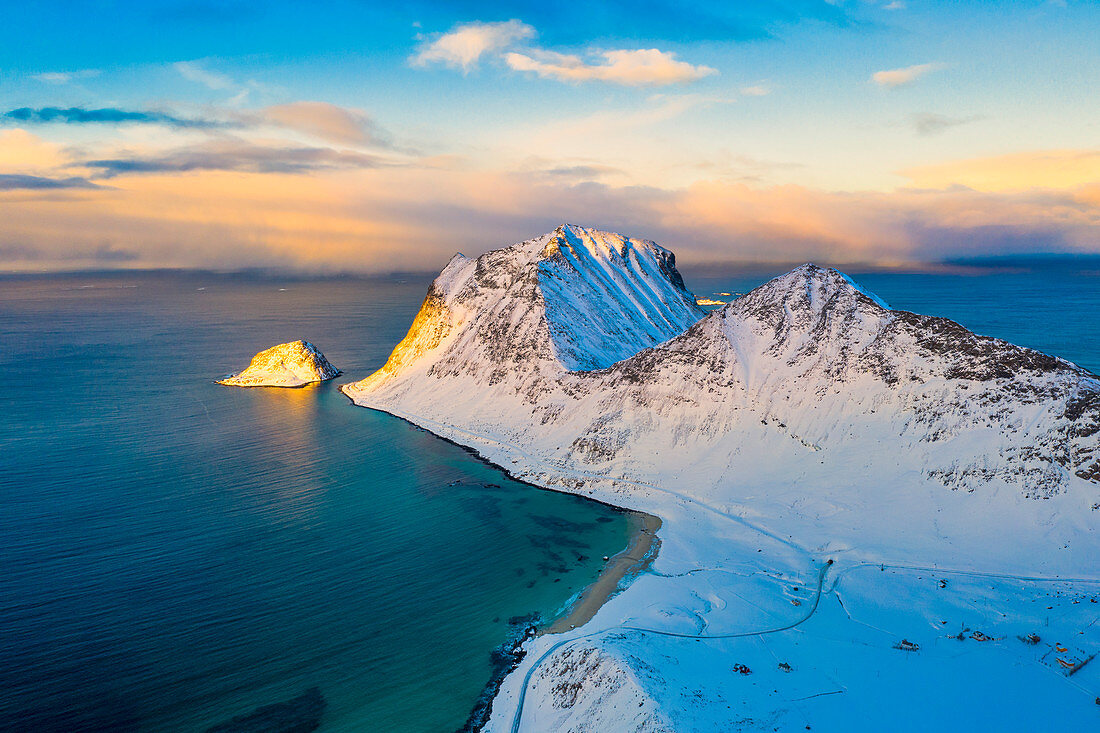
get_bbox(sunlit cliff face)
[359,284,455,390]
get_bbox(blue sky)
[1,0,1098,271]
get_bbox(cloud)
[739,84,770,96]
[5,155,1099,273]
[413,20,715,87]
[0,174,101,190]
[80,139,386,177]
[5,102,396,147]
[0,129,68,170]
[520,162,624,182]
[174,60,236,90]
[531,93,733,143]
[684,152,805,184]
[32,69,100,84]
[909,113,981,136]
[900,149,1100,192]
[623,180,1100,266]
[173,60,280,106]
[872,62,945,88]
[0,243,40,260]
[537,165,617,179]
[412,20,535,71]
[504,48,716,86]
[68,244,140,263]
[0,241,142,264]
[259,102,391,147]
[4,107,228,129]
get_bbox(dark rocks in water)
[530,514,593,533]
[526,533,553,549]
[458,615,540,732]
[527,531,591,551]
[535,561,568,576]
[508,612,541,627]
[207,687,325,733]
[458,496,503,520]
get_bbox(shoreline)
[543,511,661,634]
[337,386,653,515]
[339,390,662,626]
[338,390,663,729]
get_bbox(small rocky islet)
[218,340,340,388]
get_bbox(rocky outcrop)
[218,340,340,388]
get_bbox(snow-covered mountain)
[343,226,1100,731]
[350,224,701,395]
[345,227,1098,550]
[219,340,340,387]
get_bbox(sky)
[1,0,1098,272]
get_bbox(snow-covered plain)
[218,340,340,387]
[343,225,1100,731]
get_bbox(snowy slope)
[538,226,702,371]
[343,228,1100,731]
[218,340,340,387]
[346,224,701,395]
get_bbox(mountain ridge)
[345,226,1099,557]
[342,226,1100,731]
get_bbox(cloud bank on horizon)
[1,0,1098,272]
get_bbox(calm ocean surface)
[2,259,1098,733]
[0,273,633,733]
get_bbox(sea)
[0,272,633,733]
[1,258,1098,732]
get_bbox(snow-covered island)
[218,340,340,387]
[344,225,1100,731]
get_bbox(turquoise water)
[0,273,633,732]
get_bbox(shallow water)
[0,273,632,732]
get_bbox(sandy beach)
[544,511,662,635]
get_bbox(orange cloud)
[260,102,387,147]
[871,62,946,88]
[504,48,717,86]
[901,149,1100,192]
[2,129,1099,272]
[0,129,69,171]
